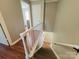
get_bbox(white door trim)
[0,12,12,45]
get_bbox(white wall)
[45,2,57,32]
[54,0,79,45]
[31,0,44,26]
[31,1,41,26]
[0,0,24,43]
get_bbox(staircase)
[31,47,57,59]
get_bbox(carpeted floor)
[31,47,57,59]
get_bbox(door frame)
[20,0,33,28]
[0,12,12,45]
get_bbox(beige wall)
[54,0,79,45]
[45,2,57,32]
[0,0,24,42]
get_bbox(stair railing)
[20,23,44,59]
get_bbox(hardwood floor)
[0,40,57,59]
[0,40,25,59]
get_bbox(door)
[20,0,31,29]
[30,0,44,26]
[0,24,8,45]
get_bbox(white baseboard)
[54,42,79,49]
[10,38,21,46]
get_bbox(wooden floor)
[0,40,57,59]
[0,40,25,59]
